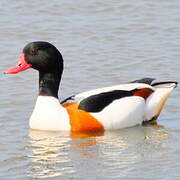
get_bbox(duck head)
[5,41,64,98]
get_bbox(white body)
[91,96,145,129]
[29,96,70,131]
[29,83,176,131]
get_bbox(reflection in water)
[28,130,104,178]
[27,125,170,179]
[28,130,71,178]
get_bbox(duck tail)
[144,81,178,123]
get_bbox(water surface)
[0,0,180,179]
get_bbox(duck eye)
[31,49,37,55]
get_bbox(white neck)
[29,96,70,131]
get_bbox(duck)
[4,41,177,132]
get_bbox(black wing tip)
[152,81,178,88]
[131,78,155,85]
[131,78,178,88]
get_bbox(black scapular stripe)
[78,90,133,112]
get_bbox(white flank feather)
[91,96,145,130]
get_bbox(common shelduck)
[4,41,177,132]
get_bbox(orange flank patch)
[62,102,104,132]
[133,88,154,100]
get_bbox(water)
[0,0,180,179]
